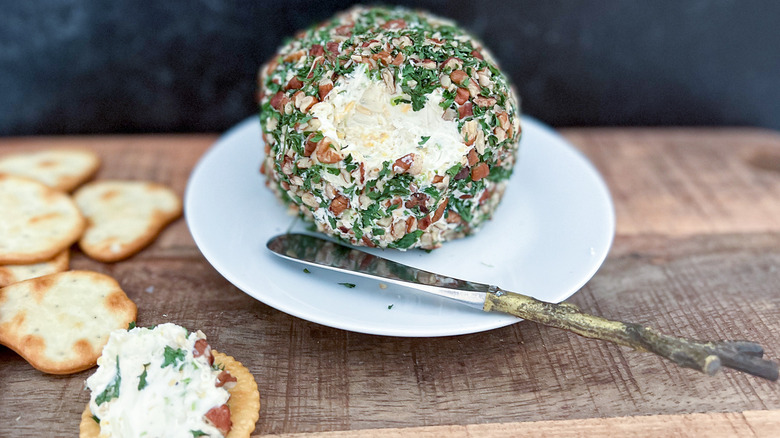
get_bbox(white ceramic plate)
[185,116,614,337]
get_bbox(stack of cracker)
[0,148,181,373]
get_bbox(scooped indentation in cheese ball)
[310,64,468,185]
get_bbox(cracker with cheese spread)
[79,323,260,438]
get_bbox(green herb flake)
[161,346,187,368]
[388,304,394,310]
[137,364,149,390]
[339,282,357,288]
[418,136,430,146]
[95,357,121,405]
[127,321,136,330]
[91,415,100,424]
[303,268,311,274]
[191,431,208,437]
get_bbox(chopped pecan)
[418,215,432,230]
[391,53,404,66]
[309,44,325,56]
[372,50,393,65]
[446,210,462,224]
[405,216,417,233]
[449,69,468,85]
[454,165,470,180]
[471,162,490,181]
[467,149,479,166]
[315,138,342,163]
[455,87,470,105]
[392,153,415,173]
[326,41,340,53]
[404,192,429,212]
[432,175,445,184]
[382,19,406,30]
[474,96,497,108]
[304,134,318,157]
[269,91,285,110]
[329,195,350,216]
[458,102,473,119]
[334,24,353,36]
[361,235,376,247]
[205,405,232,436]
[471,49,484,60]
[318,82,334,100]
[285,76,303,90]
[432,198,449,222]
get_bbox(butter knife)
[267,233,777,381]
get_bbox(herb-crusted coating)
[258,6,521,249]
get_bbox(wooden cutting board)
[0,127,778,437]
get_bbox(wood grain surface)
[0,128,779,437]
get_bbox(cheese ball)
[258,6,521,249]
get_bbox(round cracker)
[0,148,100,192]
[79,351,260,437]
[0,175,86,264]
[0,250,69,288]
[73,180,182,263]
[0,270,137,374]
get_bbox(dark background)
[1,0,778,135]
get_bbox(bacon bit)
[362,235,376,247]
[381,19,406,30]
[432,175,445,184]
[192,339,214,366]
[318,82,334,100]
[309,44,325,56]
[205,404,232,436]
[471,49,484,60]
[454,165,470,181]
[392,153,415,173]
[334,24,353,36]
[455,87,470,105]
[458,102,473,119]
[391,53,404,66]
[432,198,449,222]
[269,91,285,110]
[285,77,303,90]
[471,162,490,181]
[329,195,350,216]
[450,69,468,85]
[467,149,479,166]
[418,215,432,230]
[215,370,238,388]
[474,96,497,108]
[405,216,417,233]
[315,138,342,164]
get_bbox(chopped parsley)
[137,364,150,390]
[161,346,187,368]
[95,357,121,405]
[339,282,357,288]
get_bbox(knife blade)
[267,233,778,381]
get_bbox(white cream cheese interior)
[310,64,468,184]
[86,323,229,438]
